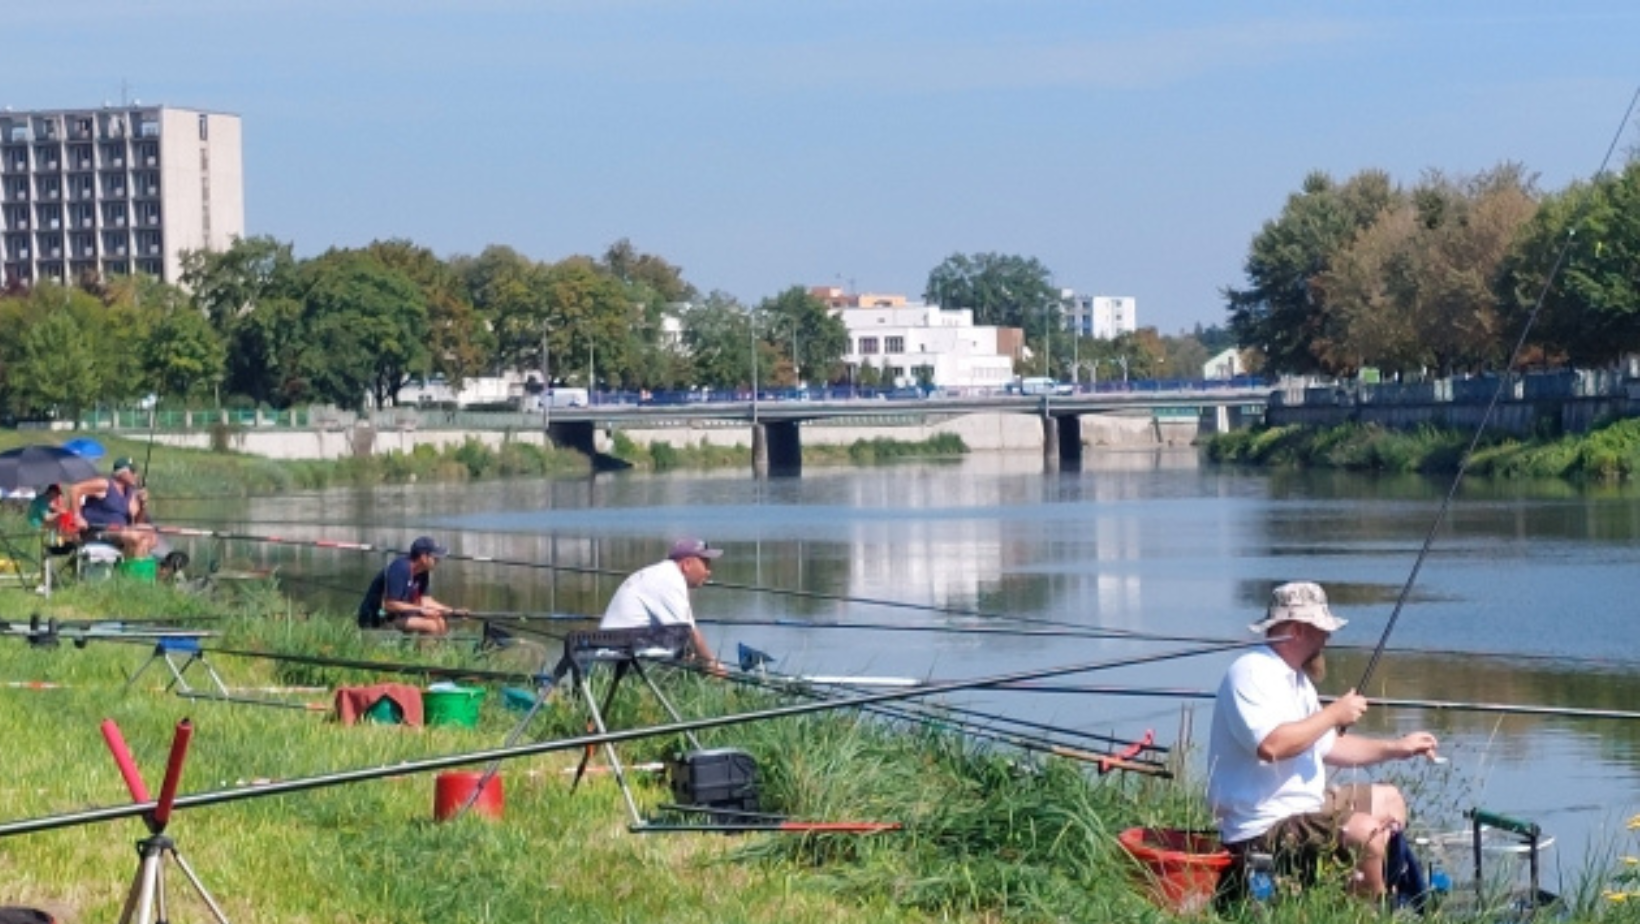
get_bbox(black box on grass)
[668,747,760,817]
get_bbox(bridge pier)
[1041,413,1059,471]
[546,420,597,455]
[752,421,802,477]
[1056,414,1083,465]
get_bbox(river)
[163,449,1640,885]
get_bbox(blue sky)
[6,2,1635,334]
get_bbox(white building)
[1061,292,1137,340]
[0,105,245,286]
[834,302,1015,391]
[1202,347,1245,380]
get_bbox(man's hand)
[1327,689,1370,728]
[1396,731,1439,762]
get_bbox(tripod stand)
[452,625,701,824]
[102,719,232,924]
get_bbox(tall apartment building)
[1061,292,1137,340]
[0,105,243,286]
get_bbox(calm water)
[164,450,1640,880]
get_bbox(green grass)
[1206,419,1640,482]
[0,556,1633,921]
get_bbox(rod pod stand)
[102,718,232,924]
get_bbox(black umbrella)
[0,445,101,493]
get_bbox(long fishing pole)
[662,658,1169,768]
[0,636,1266,839]
[152,523,1189,642]
[1356,84,1640,693]
[986,682,1640,722]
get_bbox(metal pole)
[0,638,1266,838]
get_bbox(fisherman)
[1206,581,1439,900]
[66,456,159,560]
[357,536,466,635]
[599,536,723,673]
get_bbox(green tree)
[680,291,753,389]
[140,305,227,402]
[7,306,101,422]
[296,250,430,409]
[1225,170,1397,375]
[1497,159,1640,366]
[180,235,299,333]
[754,286,848,386]
[600,238,696,304]
[365,239,490,390]
[924,252,1059,330]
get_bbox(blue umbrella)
[0,445,100,493]
[63,438,105,459]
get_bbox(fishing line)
[662,657,1168,761]
[0,636,1266,839]
[986,682,1640,722]
[1356,83,1640,693]
[153,525,1244,648]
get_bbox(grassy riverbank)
[0,533,1635,920]
[1207,418,1640,481]
[0,574,1193,923]
[0,429,969,499]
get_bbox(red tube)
[100,719,151,804]
[152,720,193,829]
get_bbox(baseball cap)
[667,536,723,561]
[409,536,449,559]
[112,456,137,473]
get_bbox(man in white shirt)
[1207,581,1438,898]
[600,536,722,671]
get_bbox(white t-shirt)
[1206,646,1335,844]
[599,560,694,630]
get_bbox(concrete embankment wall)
[148,412,1196,460]
[1266,373,1639,436]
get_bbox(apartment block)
[0,105,244,286]
[1062,292,1137,340]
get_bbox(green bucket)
[364,696,403,725]
[116,557,157,583]
[424,687,485,728]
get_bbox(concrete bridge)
[537,388,1270,475]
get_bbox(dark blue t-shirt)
[357,556,429,627]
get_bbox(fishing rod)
[694,616,1236,646]
[986,682,1640,723]
[151,523,1196,643]
[0,636,1267,839]
[1356,84,1640,693]
[662,658,1169,773]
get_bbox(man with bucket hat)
[1207,581,1438,899]
[599,536,723,672]
[357,536,466,635]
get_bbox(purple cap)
[667,536,723,561]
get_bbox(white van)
[1016,377,1073,396]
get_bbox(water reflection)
[161,449,1640,874]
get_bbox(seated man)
[66,457,158,560]
[599,536,723,673]
[357,536,465,635]
[1207,581,1438,899]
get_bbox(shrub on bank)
[1207,419,1640,481]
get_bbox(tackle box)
[668,747,760,817]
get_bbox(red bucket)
[1117,827,1232,915]
[433,771,504,821]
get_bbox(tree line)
[1226,158,1640,377]
[0,237,1227,422]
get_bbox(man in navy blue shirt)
[357,536,465,635]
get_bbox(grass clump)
[1207,418,1640,482]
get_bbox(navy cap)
[409,536,448,559]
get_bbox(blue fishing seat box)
[668,747,760,815]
